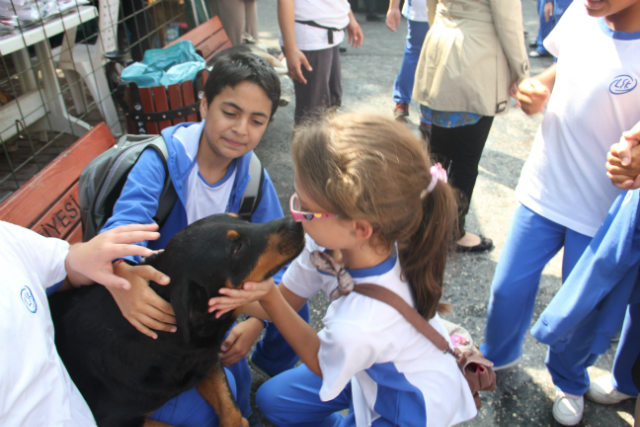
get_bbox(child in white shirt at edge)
[481,0,640,423]
[209,114,478,426]
[0,222,166,426]
[278,0,364,125]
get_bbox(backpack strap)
[238,152,264,221]
[353,284,456,357]
[142,137,178,229]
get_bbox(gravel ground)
[246,2,635,425]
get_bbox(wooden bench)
[0,18,232,240]
[122,16,231,135]
[0,122,115,243]
[167,15,233,65]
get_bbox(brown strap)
[353,284,455,356]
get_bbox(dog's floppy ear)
[173,279,208,344]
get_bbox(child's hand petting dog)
[219,319,265,367]
[110,261,175,339]
[208,277,277,317]
[65,223,161,289]
[607,121,640,189]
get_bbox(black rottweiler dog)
[49,214,305,427]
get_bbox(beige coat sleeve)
[488,0,530,83]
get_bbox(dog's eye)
[233,241,244,254]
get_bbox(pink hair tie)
[426,163,447,193]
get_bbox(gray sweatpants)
[293,45,342,125]
[208,0,258,46]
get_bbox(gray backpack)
[78,134,263,242]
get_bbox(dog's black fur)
[49,214,305,427]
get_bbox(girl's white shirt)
[282,236,477,427]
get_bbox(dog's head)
[145,214,305,344]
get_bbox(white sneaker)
[586,375,636,404]
[552,391,584,426]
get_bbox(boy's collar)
[172,121,205,162]
[598,17,640,39]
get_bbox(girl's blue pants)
[257,364,357,427]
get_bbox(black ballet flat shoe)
[456,235,493,253]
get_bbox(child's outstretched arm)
[64,223,162,289]
[208,278,307,320]
[606,121,640,189]
[513,63,557,115]
[65,222,175,339]
[210,279,321,375]
[278,0,312,84]
[245,279,323,375]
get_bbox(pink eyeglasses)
[289,193,338,222]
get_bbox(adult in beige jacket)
[413,0,529,252]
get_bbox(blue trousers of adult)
[547,300,640,396]
[481,205,592,367]
[392,19,429,106]
[253,303,310,376]
[257,364,357,427]
[535,0,555,55]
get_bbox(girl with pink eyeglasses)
[209,113,477,426]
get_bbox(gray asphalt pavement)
[249,2,635,426]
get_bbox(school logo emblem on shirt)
[609,75,637,95]
[20,286,37,313]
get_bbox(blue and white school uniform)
[257,238,477,427]
[0,221,96,426]
[481,2,640,368]
[103,121,308,424]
